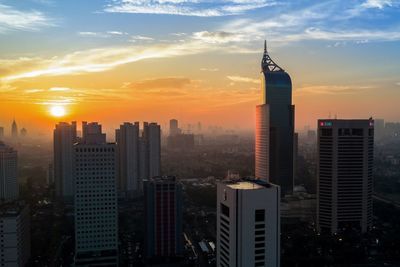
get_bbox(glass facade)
[259,47,294,195]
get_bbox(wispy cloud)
[104,0,277,17]
[0,4,54,33]
[200,67,219,72]
[0,38,257,81]
[123,77,192,90]
[78,31,128,38]
[227,75,259,84]
[220,1,400,46]
[295,85,373,96]
[361,0,394,9]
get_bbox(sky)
[0,0,399,136]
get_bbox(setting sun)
[50,105,66,117]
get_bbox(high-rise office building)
[0,142,18,202]
[169,119,180,136]
[11,120,18,139]
[53,122,77,200]
[217,179,280,267]
[258,41,294,195]
[255,104,269,181]
[317,119,374,234]
[0,203,30,267]
[0,127,4,140]
[144,176,183,259]
[140,122,161,183]
[74,123,118,266]
[116,122,140,195]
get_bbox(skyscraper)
[74,122,118,265]
[216,178,280,267]
[116,122,161,197]
[0,203,30,267]
[169,119,180,136]
[144,176,183,259]
[0,127,4,140]
[0,142,18,202]
[317,119,374,234]
[258,41,294,196]
[116,122,140,195]
[140,122,161,183]
[11,120,18,139]
[53,122,77,200]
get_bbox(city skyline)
[0,0,400,135]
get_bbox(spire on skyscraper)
[261,40,284,73]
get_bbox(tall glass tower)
[258,41,294,196]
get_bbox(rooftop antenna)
[264,39,267,54]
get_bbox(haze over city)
[1,1,400,267]
[1,0,400,136]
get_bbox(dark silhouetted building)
[144,176,183,259]
[116,122,161,197]
[0,203,30,267]
[11,120,18,139]
[0,142,18,202]
[169,119,180,136]
[53,121,77,200]
[258,41,294,196]
[317,119,373,234]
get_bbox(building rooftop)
[226,181,264,190]
[223,178,276,190]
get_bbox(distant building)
[144,176,183,259]
[216,179,280,267]
[11,120,18,139]
[169,119,180,136]
[0,142,18,202]
[259,41,294,196]
[167,133,195,150]
[20,128,27,137]
[317,119,373,234]
[255,104,269,181]
[53,121,77,200]
[74,123,118,266]
[374,118,384,140]
[0,127,4,140]
[0,203,30,267]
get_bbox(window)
[255,209,265,222]
[221,203,230,217]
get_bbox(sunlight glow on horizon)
[50,105,66,118]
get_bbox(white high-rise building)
[74,123,118,266]
[0,203,30,267]
[317,119,374,234]
[0,142,18,202]
[255,104,270,181]
[54,121,77,200]
[217,179,280,267]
